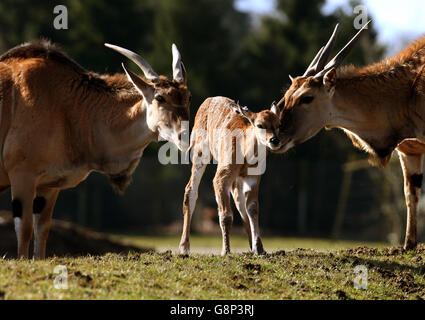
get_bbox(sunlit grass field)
[113,234,387,253]
[1,235,424,300]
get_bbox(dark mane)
[338,35,425,83]
[0,39,136,94]
[0,39,87,73]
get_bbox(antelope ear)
[121,63,155,103]
[271,102,280,116]
[172,43,187,84]
[323,68,337,97]
[233,104,255,124]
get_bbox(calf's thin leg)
[213,166,237,256]
[10,172,36,258]
[231,180,252,250]
[180,161,207,254]
[33,189,59,259]
[398,151,423,250]
[243,176,265,255]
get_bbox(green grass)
[0,237,424,300]
[112,234,387,252]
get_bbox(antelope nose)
[179,129,190,151]
[270,137,280,146]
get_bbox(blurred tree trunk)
[297,161,309,235]
[332,159,368,239]
[332,170,352,239]
[311,160,326,234]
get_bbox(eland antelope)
[0,40,190,258]
[180,97,281,256]
[277,22,425,249]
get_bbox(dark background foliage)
[0,0,421,243]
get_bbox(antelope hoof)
[33,254,46,261]
[179,242,190,255]
[403,240,417,251]
[253,248,266,256]
[253,238,265,255]
[221,249,230,257]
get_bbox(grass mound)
[0,211,153,258]
[0,245,424,299]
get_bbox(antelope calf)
[278,22,425,249]
[0,40,190,258]
[180,97,281,256]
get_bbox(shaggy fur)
[0,39,191,258]
[279,34,425,250]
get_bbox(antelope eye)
[299,96,314,105]
[155,95,166,103]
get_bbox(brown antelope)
[0,40,190,259]
[277,22,425,249]
[180,97,281,255]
